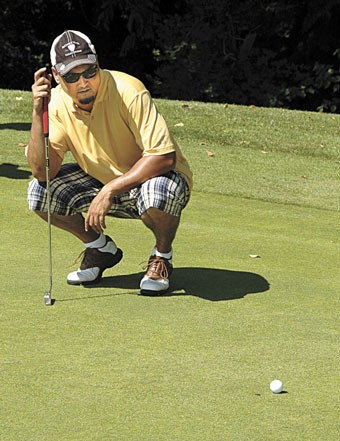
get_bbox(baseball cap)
[50,30,97,75]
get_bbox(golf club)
[42,75,53,306]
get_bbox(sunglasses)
[62,65,98,84]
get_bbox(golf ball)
[270,379,283,394]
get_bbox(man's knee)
[143,207,180,221]
[138,171,190,217]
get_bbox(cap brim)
[56,55,97,75]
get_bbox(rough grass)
[156,99,340,210]
[0,88,339,441]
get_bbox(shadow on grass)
[0,122,31,131]
[0,163,31,179]
[82,267,270,302]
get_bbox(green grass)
[0,88,339,440]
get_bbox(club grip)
[42,71,49,137]
[43,97,49,137]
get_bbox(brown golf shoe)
[140,255,173,296]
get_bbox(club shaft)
[44,134,53,294]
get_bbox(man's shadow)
[0,163,31,179]
[0,123,31,131]
[85,267,270,301]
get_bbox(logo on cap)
[62,41,82,57]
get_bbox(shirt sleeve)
[127,90,176,156]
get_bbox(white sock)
[153,247,173,262]
[84,233,107,249]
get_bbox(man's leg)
[28,164,189,290]
[28,164,123,285]
[137,172,190,296]
[35,212,98,242]
[34,213,123,286]
[140,208,180,253]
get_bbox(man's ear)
[51,67,60,84]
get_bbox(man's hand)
[32,67,52,113]
[84,152,176,233]
[85,187,113,234]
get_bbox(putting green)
[1,185,339,440]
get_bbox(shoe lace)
[72,249,85,266]
[146,256,170,279]
[72,248,95,267]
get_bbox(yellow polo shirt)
[48,69,193,190]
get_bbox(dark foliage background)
[2,0,340,112]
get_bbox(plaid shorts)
[27,163,190,218]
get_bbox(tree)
[2,0,340,112]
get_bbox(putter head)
[44,292,52,306]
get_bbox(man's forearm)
[27,110,61,181]
[28,67,61,181]
[27,109,46,179]
[104,152,176,196]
